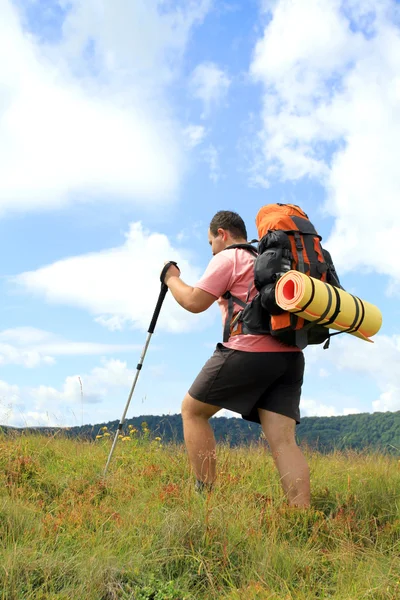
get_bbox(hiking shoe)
[195,480,214,494]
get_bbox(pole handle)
[149,261,179,334]
[148,283,168,334]
[160,261,179,285]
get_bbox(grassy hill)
[0,430,399,599]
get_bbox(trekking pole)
[103,261,179,477]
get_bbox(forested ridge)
[2,410,399,454]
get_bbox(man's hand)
[162,261,181,286]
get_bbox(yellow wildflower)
[103,432,111,437]
[95,435,103,439]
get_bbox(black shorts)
[188,343,305,424]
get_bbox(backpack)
[222,203,342,350]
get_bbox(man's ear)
[218,228,227,240]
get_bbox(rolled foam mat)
[275,271,382,342]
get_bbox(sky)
[1,0,400,429]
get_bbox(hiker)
[162,210,310,508]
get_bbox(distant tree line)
[1,410,399,455]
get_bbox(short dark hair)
[209,211,247,240]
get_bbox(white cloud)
[0,344,55,369]
[0,328,51,345]
[0,358,137,427]
[316,334,400,413]
[0,380,25,426]
[261,0,279,10]
[0,380,20,404]
[301,397,361,418]
[203,144,221,182]
[13,222,214,334]
[58,0,211,84]
[176,221,204,243]
[0,0,211,216]
[215,409,236,418]
[250,0,400,288]
[373,389,400,412]
[190,62,231,117]
[0,327,140,368]
[0,355,185,427]
[184,125,207,148]
[29,358,134,408]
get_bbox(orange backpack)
[223,203,342,349]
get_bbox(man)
[163,210,310,508]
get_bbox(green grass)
[0,429,399,599]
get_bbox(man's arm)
[163,264,217,313]
[166,276,217,313]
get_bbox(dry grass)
[0,429,399,599]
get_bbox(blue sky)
[1,0,399,428]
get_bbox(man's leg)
[181,393,222,485]
[258,409,310,508]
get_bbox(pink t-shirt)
[195,248,299,352]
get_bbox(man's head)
[208,211,248,255]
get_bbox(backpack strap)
[296,283,343,349]
[224,243,258,257]
[295,329,308,350]
[221,243,258,342]
[222,292,247,343]
[291,231,307,346]
[323,295,366,349]
[293,232,305,273]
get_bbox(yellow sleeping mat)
[275,271,382,343]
